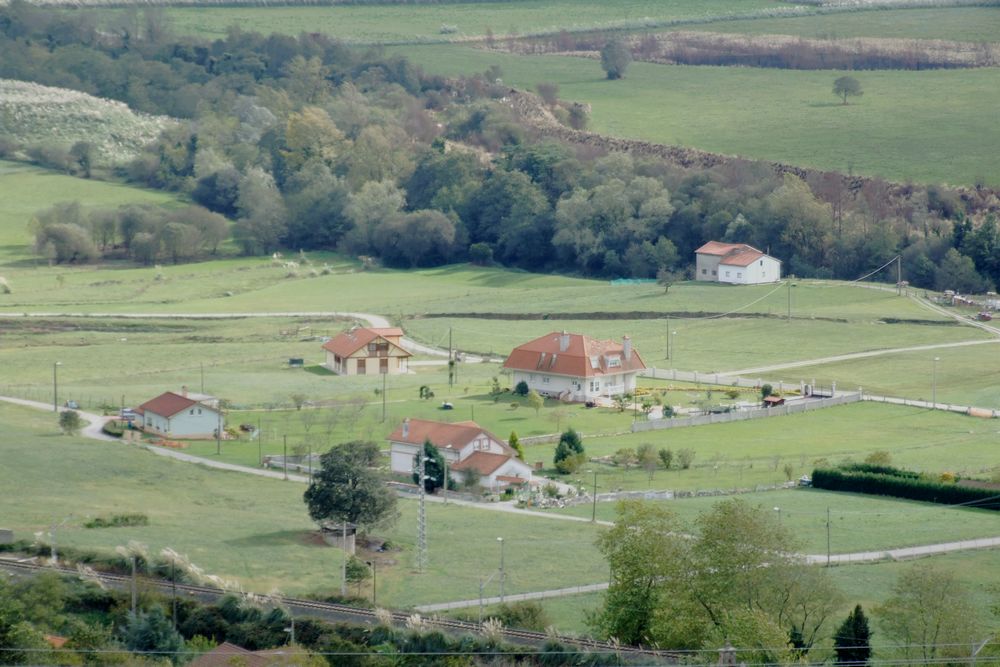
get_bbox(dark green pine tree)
[412,439,446,493]
[833,604,872,665]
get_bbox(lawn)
[688,7,1000,43]
[400,45,1000,187]
[524,402,1000,493]
[152,0,786,43]
[0,401,609,606]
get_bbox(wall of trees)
[2,2,998,291]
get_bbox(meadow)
[154,0,787,43]
[400,45,1000,187]
[687,6,1000,42]
[0,400,610,606]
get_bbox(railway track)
[0,558,672,661]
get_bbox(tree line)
[2,2,998,292]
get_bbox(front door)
[380,358,389,374]
[357,358,366,375]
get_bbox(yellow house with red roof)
[387,418,533,490]
[322,326,411,375]
[502,331,646,402]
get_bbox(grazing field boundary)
[631,391,862,433]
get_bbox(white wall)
[143,406,218,438]
[695,254,722,282]
[719,256,781,285]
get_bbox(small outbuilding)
[136,387,221,439]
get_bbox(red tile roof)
[388,419,509,453]
[502,332,646,378]
[137,392,199,418]
[188,643,269,667]
[695,241,775,267]
[44,635,68,649]
[451,451,512,475]
[322,327,410,358]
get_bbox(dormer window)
[607,356,622,368]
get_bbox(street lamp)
[52,362,62,412]
[667,330,677,362]
[932,356,941,407]
[774,506,781,523]
[497,537,505,604]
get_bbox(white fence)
[631,392,862,433]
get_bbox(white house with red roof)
[322,326,411,375]
[136,388,220,439]
[503,331,646,402]
[695,241,781,284]
[387,418,533,490]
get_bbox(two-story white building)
[136,389,221,439]
[387,418,533,490]
[502,331,646,403]
[322,327,411,375]
[695,241,781,285]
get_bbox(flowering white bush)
[0,79,178,166]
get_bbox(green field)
[524,402,1000,492]
[156,0,786,43]
[688,7,1000,43]
[554,487,1000,554]
[400,45,1000,187]
[0,401,609,606]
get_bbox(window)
[737,272,742,279]
[607,356,621,368]
[712,269,717,275]
[189,409,194,415]
[701,268,707,274]
[589,380,601,392]
[380,358,389,373]
[542,376,550,383]
[760,259,763,266]
[197,408,202,415]
[725,271,730,277]
[357,359,367,374]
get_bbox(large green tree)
[833,76,863,105]
[304,440,398,533]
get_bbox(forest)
[1,1,998,292]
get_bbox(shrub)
[553,428,585,474]
[725,389,741,400]
[863,450,892,466]
[658,448,673,469]
[59,410,84,435]
[491,601,550,632]
[514,381,529,396]
[811,466,1000,510]
[84,513,149,529]
[676,448,695,470]
[760,384,773,398]
[102,421,125,437]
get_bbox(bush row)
[812,467,1000,509]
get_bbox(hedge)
[812,467,1000,510]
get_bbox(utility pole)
[215,408,222,456]
[171,561,178,628]
[130,555,137,617]
[257,416,262,466]
[283,435,288,480]
[200,362,205,394]
[381,372,387,422]
[417,451,428,571]
[665,315,670,359]
[448,327,454,388]
[826,506,831,566]
[590,470,599,522]
[52,361,61,412]
[340,519,348,596]
[896,256,902,296]
[787,281,792,321]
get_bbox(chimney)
[402,418,410,440]
[623,335,632,362]
[559,331,570,352]
[181,385,188,397]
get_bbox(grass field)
[153,0,786,43]
[523,402,1000,493]
[0,401,609,606]
[688,7,1000,43]
[554,487,1000,554]
[400,45,1000,187]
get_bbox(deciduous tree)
[304,441,398,533]
[601,38,632,80]
[833,76,863,105]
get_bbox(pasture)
[0,401,609,606]
[687,6,1000,43]
[531,402,1000,493]
[154,0,787,43]
[400,45,1000,187]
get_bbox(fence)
[641,367,835,396]
[631,392,861,433]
